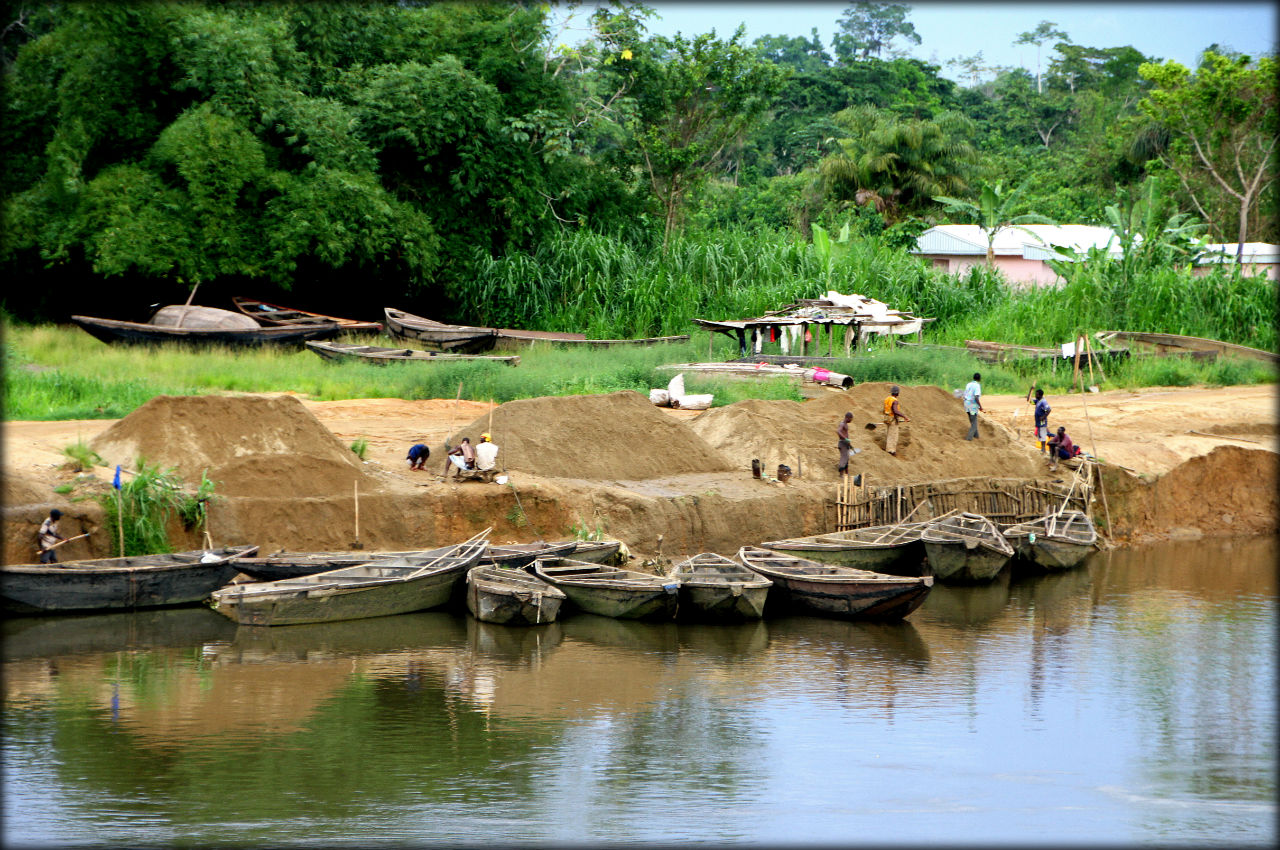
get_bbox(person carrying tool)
[37,509,66,564]
[882,385,910,456]
[1032,388,1051,454]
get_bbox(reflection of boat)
[483,541,579,569]
[305,340,520,366]
[71,306,338,346]
[921,513,1014,583]
[232,296,382,332]
[919,569,1012,626]
[761,522,928,574]
[673,620,769,657]
[1002,511,1098,570]
[466,616,564,658]
[532,558,679,621]
[210,532,489,626]
[2,607,236,660]
[737,547,933,620]
[224,610,468,659]
[668,554,771,622]
[383,308,498,353]
[466,566,567,626]
[568,539,624,565]
[763,616,930,666]
[1,546,259,614]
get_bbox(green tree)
[934,179,1057,267]
[833,2,920,63]
[1013,20,1069,94]
[1137,52,1278,254]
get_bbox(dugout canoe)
[494,328,690,348]
[737,547,932,621]
[72,309,339,346]
[481,540,579,570]
[1,546,260,614]
[920,513,1014,583]
[532,558,679,621]
[209,531,489,626]
[305,340,519,366]
[760,521,930,574]
[465,565,567,626]
[233,547,452,582]
[1001,510,1098,571]
[667,553,772,622]
[567,539,625,565]
[383,308,498,353]
[1095,330,1280,365]
[232,297,382,332]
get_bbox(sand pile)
[691,382,1048,483]
[91,395,375,497]
[441,391,734,480]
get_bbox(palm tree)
[934,180,1056,268]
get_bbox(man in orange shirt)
[883,385,909,456]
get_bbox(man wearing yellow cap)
[882,385,909,456]
[475,432,499,474]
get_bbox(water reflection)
[2,537,1274,845]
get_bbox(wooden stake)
[351,480,363,549]
[116,490,125,557]
[1085,332,1097,387]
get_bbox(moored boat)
[209,531,489,626]
[465,565,567,625]
[567,539,625,565]
[920,512,1014,582]
[668,553,772,622]
[737,546,933,620]
[1,546,260,614]
[494,328,690,348]
[532,557,679,621]
[383,308,498,353]
[72,306,339,346]
[232,297,382,332]
[482,540,579,570]
[233,548,449,582]
[305,340,519,366]
[761,521,929,575]
[1001,510,1098,571]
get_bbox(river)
[3,536,1274,846]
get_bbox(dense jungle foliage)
[1,1,1275,349]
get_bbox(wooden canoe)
[383,308,498,353]
[232,297,382,332]
[233,548,452,582]
[495,328,690,348]
[567,539,625,565]
[1001,510,1097,571]
[71,313,339,346]
[465,565,567,625]
[761,521,930,574]
[920,513,1014,583]
[532,557,679,621]
[481,540,579,570]
[209,531,489,626]
[1096,330,1280,365]
[1,546,260,614]
[668,553,772,622]
[305,340,519,366]
[737,546,933,621]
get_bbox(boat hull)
[305,341,519,365]
[1,548,256,614]
[764,540,923,574]
[1012,537,1094,570]
[383,308,498,353]
[678,582,769,622]
[739,548,932,621]
[465,567,566,625]
[922,540,1010,582]
[71,315,338,346]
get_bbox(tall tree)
[1013,20,1068,94]
[1137,52,1278,255]
[833,2,920,63]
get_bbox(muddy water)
[3,537,1274,846]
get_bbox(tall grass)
[95,459,212,556]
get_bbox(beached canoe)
[567,539,625,565]
[1,546,260,614]
[465,565,567,625]
[737,547,933,620]
[72,307,339,346]
[383,308,498,353]
[920,513,1014,582]
[1001,510,1098,571]
[668,553,772,622]
[761,521,929,574]
[532,557,679,621]
[209,531,489,626]
[232,297,382,332]
[481,541,579,570]
[305,340,520,366]
[494,328,690,348]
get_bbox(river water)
[3,536,1274,846]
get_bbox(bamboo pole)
[1085,332,1097,387]
[116,490,124,557]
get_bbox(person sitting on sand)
[474,433,499,473]
[1047,426,1082,470]
[406,443,430,470]
[447,437,476,477]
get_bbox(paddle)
[34,532,90,556]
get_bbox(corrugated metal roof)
[1196,243,1280,264]
[913,224,1121,259]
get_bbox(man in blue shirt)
[963,372,983,440]
[1032,388,1051,454]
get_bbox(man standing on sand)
[38,508,65,564]
[1032,388,1051,454]
[882,385,909,456]
[836,412,858,475]
[963,372,984,440]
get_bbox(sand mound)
[691,382,1048,483]
[91,395,374,497]
[2,469,56,508]
[440,391,734,480]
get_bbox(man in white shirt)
[475,433,499,472]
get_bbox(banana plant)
[934,180,1056,268]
